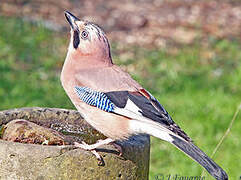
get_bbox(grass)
[0,17,240,179]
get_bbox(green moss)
[0,125,5,138]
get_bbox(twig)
[201,103,241,177]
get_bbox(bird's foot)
[74,138,115,166]
[74,141,104,165]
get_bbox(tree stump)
[0,107,150,180]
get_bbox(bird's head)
[64,11,112,62]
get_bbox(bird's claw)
[111,143,123,156]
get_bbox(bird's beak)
[64,11,80,31]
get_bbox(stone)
[1,119,66,145]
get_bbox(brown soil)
[1,0,240,47]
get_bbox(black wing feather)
[105,90,191,142]
[105,91,129,108]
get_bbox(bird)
[61,11,228,180]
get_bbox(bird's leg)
[74,138,114,150]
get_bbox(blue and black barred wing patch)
[75,86,115,112]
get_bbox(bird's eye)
[81,30,88,39]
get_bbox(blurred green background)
[0,1,241,179]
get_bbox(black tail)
[171,135,228,180]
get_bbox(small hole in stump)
[118,173,122,178]
[9,154,15,158]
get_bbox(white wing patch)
[124,99,142,115]
[129,119,174,142]
[113,98,144,120]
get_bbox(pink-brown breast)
[61,59,140,139]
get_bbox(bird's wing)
[107,88,192,142]
[74,86,191,142]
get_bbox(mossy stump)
[0,107,150,180]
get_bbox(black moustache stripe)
[73,30,80,49]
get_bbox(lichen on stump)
[0,107,150,180]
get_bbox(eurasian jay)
[61,11,228,180]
